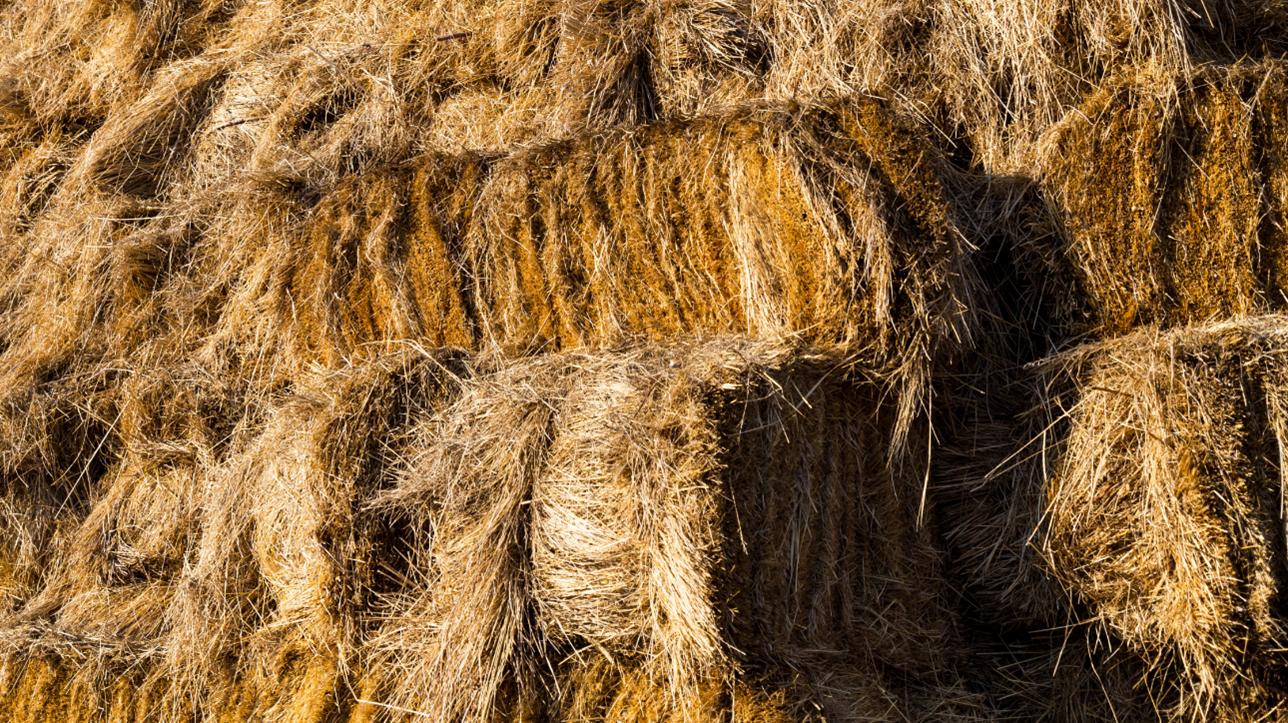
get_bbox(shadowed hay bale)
[928,203,1073,631]
[1042,315,1288,722]
[367,338,973,722]
[976,628,1156,723]
[1039,62,1288,337]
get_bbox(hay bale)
[191,97,980,440]
[0,350,458,720]
[152,350,463,720]
[1042,315,1288,721]
[368,338,969,722]
[460,97,979,442]
[466,99,976,355]
[1038,62,1288,336]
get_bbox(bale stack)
[10,0,1288,721]
[0,2,1002,708]
[954,62,1288,723]
[922,56,1288,723]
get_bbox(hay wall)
[7,0,1288,721]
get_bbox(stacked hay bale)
[1037,318,1288,722]
[0,340,990,722]
[0,1,1011,719]
[9,0,1288,721]
[1038,62,1288,337]
[934,60,1288,723]
[364,340,979,723]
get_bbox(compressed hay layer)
[0,351,463,722]
[0,342,977,722]
[0,0,1277,212]
[0,94,983,495]
[1041,316,1288,722]
[78,0,1284,167]
[370,338,969,722]
[1039,62,1288,336]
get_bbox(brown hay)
[935,407,1069,631]
[466,100,974,355]
[153,350,461,720]
[359,0,1288,166]
[978,628,1156,723]
[7,0,1282,718]
[1038,62,1288,337]
[187,97,981,445]
[1,0,1269,202]
[0,351,461,721]
[1042,315,1288,722]
[367,338,969,722]
[80,59,227,199]
[0,0,236,134]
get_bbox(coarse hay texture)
[151,350,463,721]
[10,0,1288,718]
[0,342,981,722]
[973,627,1158,723]
[1041,315,1288,722]
[0,92,984,481]
[1038,61,1288,338]
[0,350,470,722]
[367,338,970,723]
[247,98,979,451]
[934,394,1070,632]
[0,0,1278,211]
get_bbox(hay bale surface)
[1042,316,1288,722]
[369,338,971,723]
[1039,62,1288,336]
